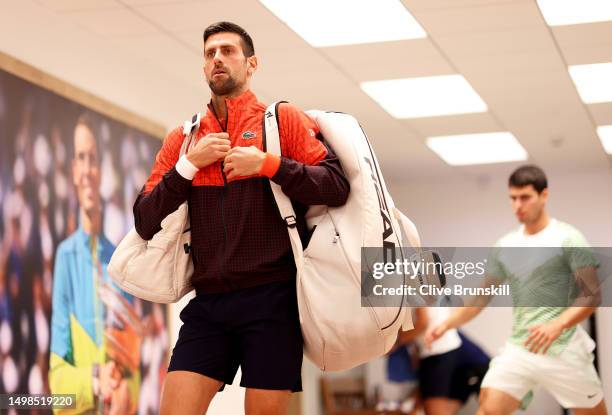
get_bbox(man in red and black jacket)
[134,21,349,415]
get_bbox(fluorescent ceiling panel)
[537,0,612,26]
[258,0,426,47]
[426,132,528,166]
[361,75,487,118]
[597,125,612,154]
[569,62,612,104]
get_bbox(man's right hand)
[99,361,122,401]
[186,133,231,169]
[424,321,450,350]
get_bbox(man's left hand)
[223,146,266,180]
[524,320,564,354]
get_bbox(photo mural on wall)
[0,65,168,415]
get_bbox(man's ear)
[247,56,258,76]
[540,188,549,202]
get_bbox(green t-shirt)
[487,219,599,356]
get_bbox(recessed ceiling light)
[537,0,612,26]
[569,63,612,104]
[597,125,612,154]
[426,132,528,166]
[258,0,426,47]
[361,75,487,118]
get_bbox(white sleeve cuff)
[176,155,199,180]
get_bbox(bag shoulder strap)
[180,112,201,157]
[183,112,201,137]
[264,102,304,260]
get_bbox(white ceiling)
[2,0,612,182]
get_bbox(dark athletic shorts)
[168,279,303,392]
[419,342,489,403]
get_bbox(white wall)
[389,168,612,248]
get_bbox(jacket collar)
[205,89,258,131]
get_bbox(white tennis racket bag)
[265,103,432,371]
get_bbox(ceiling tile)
[559,44,612,66]
[452,49,563,76]
[64,7,160,37]
[402,0,530,11]
[552,22,612,48]
[435,27,554,58]
[320,39,454,81]
[404,112,500,137]
[468,70,573,94]
[172,30,203,54]
[411,1,543,36]
[112,33,202,86]
[136,0,277,33]
[35,0,121,11]
[589,103,612,125]
[121,0,199,4]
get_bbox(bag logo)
[242,131,257,139]
[364,156,395,260]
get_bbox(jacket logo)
[242,131,257,139]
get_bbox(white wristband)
[176,154,199,180]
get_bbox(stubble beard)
[209,75,239,96]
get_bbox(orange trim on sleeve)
[260,153,281,178]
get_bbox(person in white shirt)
[393,307,490,415]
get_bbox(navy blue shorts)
[419,333,490,402]
[168,280,303,392]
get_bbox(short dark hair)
[508,165,548,193]
[75,112,96,135]
[74,111,101,160]
[203,21,255,57]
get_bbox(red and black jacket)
[133,90,349,294]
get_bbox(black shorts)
[420,348,489,403]
[168,279,303,392]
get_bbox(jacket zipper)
[219,173,229,288]
[210,102,231,289]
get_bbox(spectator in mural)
[49,113,141,414]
